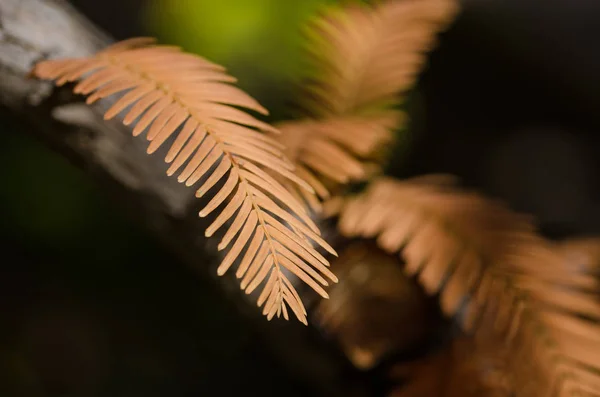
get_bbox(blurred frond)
[275,112,401,211]
[33,38,338,324]
[272,0,459,211]
[555,237,600,274]
[331,176,600,395]
[302,0,458,116]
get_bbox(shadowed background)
[0,0,598,396]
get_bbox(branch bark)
[0,1,361,396]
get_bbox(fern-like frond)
[32,37,338,324]
[273,112,401,211]
[331,177,600,395]
[270,0,458,212]
[302,0,458,117]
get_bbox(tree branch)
[0,1,360,396]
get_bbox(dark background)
[0,0,598,396]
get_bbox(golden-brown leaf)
[271,0,459,211]
[32,37,339,324]
[555,237,600,274]
[274,113,401,211]
[301,0,459,116]
[332,176,600,395]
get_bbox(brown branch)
[0,1,358,396]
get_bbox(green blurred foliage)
[143,0,342,117]
[143,0,414,167]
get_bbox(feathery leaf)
[271,0,459,211]
[32,37,338,324]
[332,176,600,395]
[302,0,458,116]
[274,112,401,211]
